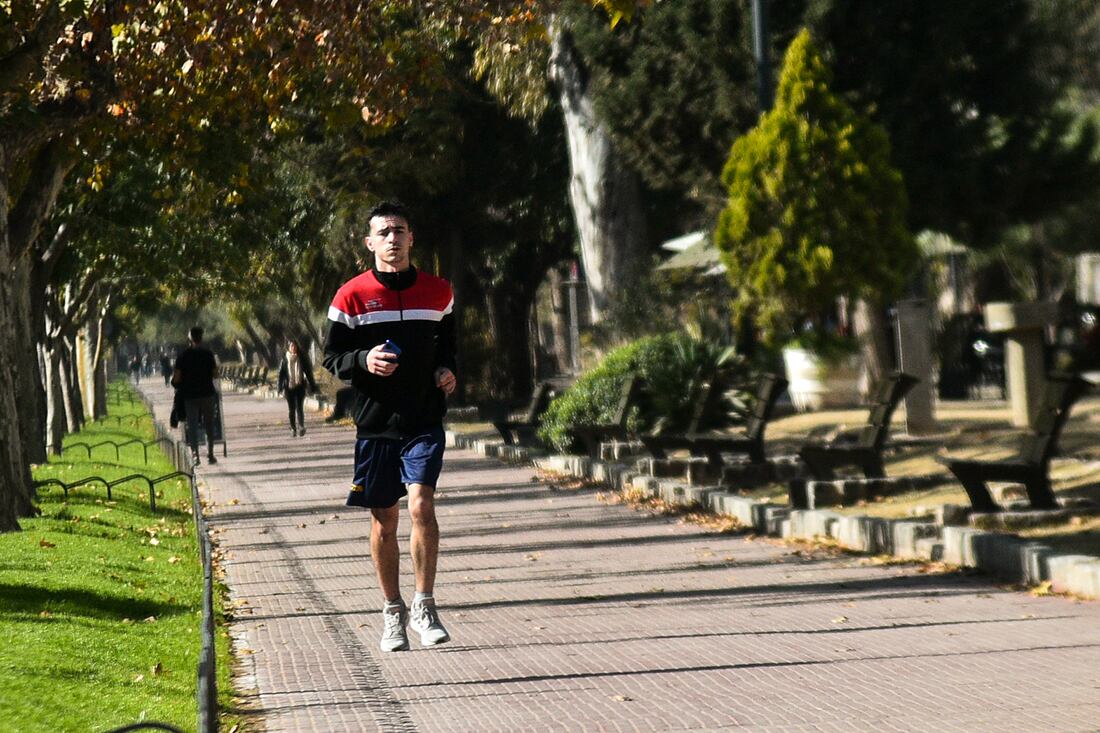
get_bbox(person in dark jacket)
[323,200,456,653]
[160,352,173,387]
[172,326,220,465]
[277,339,318,437]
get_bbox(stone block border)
[444,428,1100,601]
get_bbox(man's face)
[365,214,413,271]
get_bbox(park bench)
[569,374,646,460]
[797,371,920,480]
[493,381,555,447]
[640,372,788,469]
[945,372,1091,512]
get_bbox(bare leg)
[407,484,439,594]
[370,504,402,601]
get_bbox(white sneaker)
[380,602,409,652]
[410,598,451,646]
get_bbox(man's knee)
[408,487,436,526]
[371,506,400,538]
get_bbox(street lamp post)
[752,0,772,113]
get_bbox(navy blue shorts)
[346,426,446,509]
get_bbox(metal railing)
[33,470,190,512]
[63,436,174,464]
[148,394,218,733]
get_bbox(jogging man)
[323,200,457,652]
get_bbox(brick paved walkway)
[142,385,1100,733]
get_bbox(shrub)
[537,332,747,452]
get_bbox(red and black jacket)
[323,266,456,439]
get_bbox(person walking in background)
[128,354,142,384]
[278,339,319,437]
[172,326,220,465]
[323,200,457,652]
[160,351,173,387]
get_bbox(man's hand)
[434,367,456,395]
[360,344,398,376]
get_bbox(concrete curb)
[445,428,1100,600]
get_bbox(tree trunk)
[485,287,535,401]
[0,338,32,530]
[549,20,647,323]
[546,267,569,374]
[9,142,75,471]
[41,342,65,456]
[88,295,110,420]
[854,298,895,392]
[11,260,47,465]
[0,165,34,530]
[61,335,84,431]
[242,322,277,367]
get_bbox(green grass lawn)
[0,384,237,732]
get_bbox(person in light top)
[277,339,319,437]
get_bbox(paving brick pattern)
[142,385,1100,733]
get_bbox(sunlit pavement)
[141,383,1100,733]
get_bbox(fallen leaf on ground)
[38,539,56,548]
[1031,581,1054,597]
[831,616,848,624]
[611,694,634,702]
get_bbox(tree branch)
[9,139,77,261]
[0,5,62,96]
[38,221,76,284]
[55,269,103,338]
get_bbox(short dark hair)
[368,200,412,229]
[189,326,204,342]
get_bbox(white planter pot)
[782,346,863,412]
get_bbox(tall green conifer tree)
[715,30,917,343]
